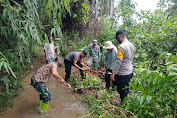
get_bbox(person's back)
[64,51,87,81]
[32,62,57,83]
[104,46,117,70]
[30,59,71,113]
[65,52,81,62]
[117,39,135,75]
[112,29,135,103]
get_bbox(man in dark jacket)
[64,50,88,81]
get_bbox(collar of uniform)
[121,39,128,44]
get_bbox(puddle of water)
[0,67,87,118]
[63,101,86,111]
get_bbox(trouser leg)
[92,57,99,77]
[105,69,116,90]
[120,78,130,101]
[64,59,72,81]
[120,73,133,100]
[115,73,132,101]
[105,70,110,89]
[86,57,93,67]
[31,80,52,104]
[77,61,85,79]
[92,57,98,69]
[40,94,42,100]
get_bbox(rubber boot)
[93,69,97,77]
[37,100,43,112]
[39,100,43,108]
[41,102,49,113]
[87,67,90,75]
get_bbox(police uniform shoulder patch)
[117,46,123,58]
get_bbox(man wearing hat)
[103,41,117,90]
[110,29,135,103]
[64,50,88,81]
[82,40,101,77]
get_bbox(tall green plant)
[0,0,76,110]
[126,53,177,117]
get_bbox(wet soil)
[0,52,87,118]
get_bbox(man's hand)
[102,67,106,72]
[80,68,84,71]
[78,49,83,51]
[60,79,72,90]
[51,67,72,90]
[46,57,49,61]
[110,73,115,81]
[83,66,90,71]
[66,83,72,90]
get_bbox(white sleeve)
[44,43,48,50]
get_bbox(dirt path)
[0,52,86,118]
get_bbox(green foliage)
[126,54,177,117]
[81,90,132,118]
[80,54,176,118]
[78,3,176,117]
[0,0,77,110]
[0,52,16,79]
[118,0,136,27]
[0,0,176,117]
[80,75,99,88]
[96,17,116,46]
[72,2,89,25]
[113,0,177,62]
[0,88,17,110]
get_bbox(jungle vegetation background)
[0,0,176,117]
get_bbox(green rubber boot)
[39,100,43,108]
[41,102,49,113]
[37,100,43,112]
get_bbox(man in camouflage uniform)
[83,40,101,77]
[31,57,71,113]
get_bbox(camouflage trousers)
[86,56,99,69]
[31,79,52,104]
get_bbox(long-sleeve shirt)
[104,46,117,70]
[113,39,135,75]
[83,44,101,60]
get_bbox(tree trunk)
[107,0,110,16]
[110,0,114,17]
[96,0,98,18]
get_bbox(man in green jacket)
[83,40,101,77]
